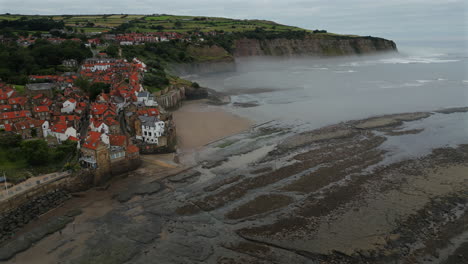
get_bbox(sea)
[185,42,468,129]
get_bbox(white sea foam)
[340,54,460,67]
[334,70,356,73]
[416,80,434,83]
[380,82,425,89]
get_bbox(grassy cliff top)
[0,13,323,34]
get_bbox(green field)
[0,13,312,34]
[134,15,308,33]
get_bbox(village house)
[62,59,78,68]
[11,119,45,139]
[0,84,17,104]
[61,98,77,113]
[136,116,165,145]
[109,134,127,163]
[48,123,78,143]
[54,115,81,129]
[8,97,28,110]
[80,132,110,170]
[136,91,158,107]
[0,105,12,112]
[90,118,109,134]
[0,110,32,127]
[33,106,50,120]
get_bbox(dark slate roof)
[139,116,162,127]
[26,83,54,91]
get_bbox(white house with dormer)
[89,119,110,134]
[49,124,78,143]
[61,98,77,114]
[136,91,158,107]
[137,116,165,145]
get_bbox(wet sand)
[172,100,253,150]
[2,108,467,264]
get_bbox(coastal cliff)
[233,36,397,57]
[170,35,397,74]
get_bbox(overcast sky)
[1,0,466,50]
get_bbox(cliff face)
[170,44,236,75]
[170,36,397,74]
[233,36,397,57]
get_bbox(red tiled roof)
[0,105,12,111]
[12,119,43,131]
[83,131,102,150]
[40,98,53,106]
[109,134,126,147]
[33,94,43,100]
[91,118,103,129]
[51,123,67,133]
[8,97,27,105]
[67,136,79,141]
[0,111,31,120]
[127,144,139,154]
[3,123,12,131]
[34,106,49,113]
[138,108,159,117]
[104,117,118,126]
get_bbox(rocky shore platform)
[2,107,467,264]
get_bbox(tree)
[155,25,165,31]
[74,76,91,92]
[89,82,110,101]
[174,21,183,28]
[0,131,22,148]
[105,45,119,57]
[191,82,200,89]
[21,139,49,166]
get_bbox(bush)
[191,82,200,89]
[21,139,49,166]
[0,131,22,148]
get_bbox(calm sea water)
[187,49,468,129]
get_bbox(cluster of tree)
[0,17,64,31]
[0,39,92,84]
[313,30,328,34]
[74,78,110,101]
[122,41,194,64]
[0,131,77,167]
[150,25,165,31]
[104,44,119,57]
[113,20,138,33]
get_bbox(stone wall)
[93,158,142,185]
[155,87,186,110]
[0,180,70,244]
[0,170,94,244]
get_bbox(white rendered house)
[137,116,165,145]
[61,99,77,114]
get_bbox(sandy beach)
[172,100,253,150]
